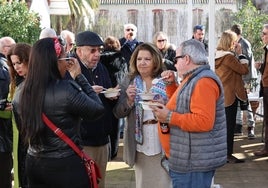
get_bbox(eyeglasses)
[126,28,134,32]
[157,39,167,43]
[173,55,186,63]
[85,47,103,54]
[58,57,73,63]
[68,43,75,47]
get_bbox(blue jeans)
[236,102,255,128]
[169,169,215,188]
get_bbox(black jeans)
[0,152,12,188]
[225,99,238,156]
[26,154,91,188]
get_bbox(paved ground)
[106,121,268,188]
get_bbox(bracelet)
[165,111,172,123]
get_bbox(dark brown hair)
[104,36,121,51]
[6,43,31,98]
[128,42,163,80]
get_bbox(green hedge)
[0,2,41,44]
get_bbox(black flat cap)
[76,31,104,46]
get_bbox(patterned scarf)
[126,39,138,51]
[134,75,167,144]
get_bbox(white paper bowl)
[139,101,161,111]
[138,93,157,101]
[101,89,121,98]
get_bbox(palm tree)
[51,0,99,33]
[69,0,99,32]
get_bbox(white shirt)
[136,82,162,156]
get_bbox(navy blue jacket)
[119,37,142,66]
[79,60,117,146]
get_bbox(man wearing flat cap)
[75,31,118,188]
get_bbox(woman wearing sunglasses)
[14,37,105,187]
[153,31,176,71]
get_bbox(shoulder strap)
[42,113,91,161]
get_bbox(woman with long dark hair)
[7,43,31,188]
[16,37,105,187]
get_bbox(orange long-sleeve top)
[158,76,220,158]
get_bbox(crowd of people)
[0,22,267,188]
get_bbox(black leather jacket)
[14,74,105,158]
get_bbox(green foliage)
[0,2,41,44]
[232,0,268,60]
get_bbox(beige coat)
[215,51,249,107]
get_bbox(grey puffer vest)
[169,65,227,173]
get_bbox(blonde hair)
[216,30,237,51]
[152,31,171,52]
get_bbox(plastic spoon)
[102,87,108,91]
[152,76,168,85]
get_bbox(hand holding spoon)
[152,76,168,85]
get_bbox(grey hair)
[60,30,75,40]
[0,36,15,52]
[180,39,208,65]
[39,28,57,39]
[123,23,137,32]
[264,24,268,30]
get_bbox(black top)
[100,50,128,87]
[119,37,142,66]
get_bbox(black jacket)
[259,46,268,97]
[0,57,12,153]
[100,50,128,87]
[79,60,117,146]
[119,37,142,66]
[13,74,105,158]
[161,47,177,71]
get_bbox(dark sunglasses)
[89,48,103,54]
[126,28,134,32]
[83,47,103,54]
[173,55,186,63]
[157,39,167,43]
